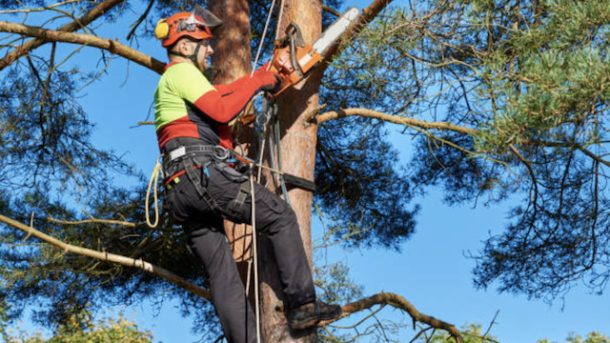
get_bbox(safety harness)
[163,144,252,223]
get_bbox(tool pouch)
[212,163,251,223]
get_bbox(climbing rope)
[246,1,287,341]
[249,176,262,343]
[252,0,277,74]
[145,156,163,228]
[244,29,292,340]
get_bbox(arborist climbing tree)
[152,7,341,343]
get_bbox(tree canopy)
[1,0,609,342]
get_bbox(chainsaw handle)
[284,22,305,47]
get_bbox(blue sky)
[5,0,610,342]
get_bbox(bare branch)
[313,108,610,170]
[48,215,137,228]
[127,0,156,41]
[0,213,211,300]
[0,0,84,15]
[325,292,464,343]
[577,145,610,168]
[0,21,165,74]
[0,0,126,71]
[322,5,341,18]
[312,107,479,136]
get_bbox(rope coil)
[145,156,163,228]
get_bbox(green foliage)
[324,0,610,300]
[315,118,420,250]
[538,331,610,343]
[419,324,609,343]
[3,310,153,343]
[418,323,497,343]
[3,0,610,340]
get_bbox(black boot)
[287,300,342,330]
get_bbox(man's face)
[195,39,214,71]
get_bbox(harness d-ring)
[213,146,230,161]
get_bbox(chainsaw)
[239,7,360,126]
[268,6,361,97]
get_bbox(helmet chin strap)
[169,40,205,70]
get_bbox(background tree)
[537,332,610,343]
[2,309,153,343]
[0,0,456,342]
[1,0,609,342]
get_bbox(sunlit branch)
[0,21,165,74]
[312,108,478,136]
[0,0,126,71]
[0,214,211,300]
[329,292,464,343]
[313,108,610,170]
[48,215,137,228]
[0,0,84,14]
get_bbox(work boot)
[287,300,342,330]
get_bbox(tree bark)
[208,0,258,317]
[258,0,322,342]
[210,0,323,341]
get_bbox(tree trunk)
[209,0,257,310]
[209,0,322,341]
[259,0,322,342]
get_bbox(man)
[153,8,341,343]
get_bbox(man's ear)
[174,39,189,55]
[175,39,185,54]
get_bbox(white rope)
[145,156,163,228]
[245,1,287,340]
[250,176,261,343]
[252,0,287,74]
[252,0,277,75]
[274,0,286,40]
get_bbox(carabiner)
[214,146,230,161]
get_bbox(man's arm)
[172,63,279,124]
[213,62,272,96]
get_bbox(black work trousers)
[165,161,316,343]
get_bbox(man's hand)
[257,72,283,94]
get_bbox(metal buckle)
[213,146,230,161]
[168,146,186,162]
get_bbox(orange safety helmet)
[155,6,223,48]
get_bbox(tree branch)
[319,0,394,74]
[0,0,127,71]
[0,21,165,74]
[0,214,210,300]
[3,213,463,342]
[325,292,463,343]
[313,108,610,166]
[311,107,479,136]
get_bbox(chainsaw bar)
[300,7,361,67]
[267,6,361,98]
